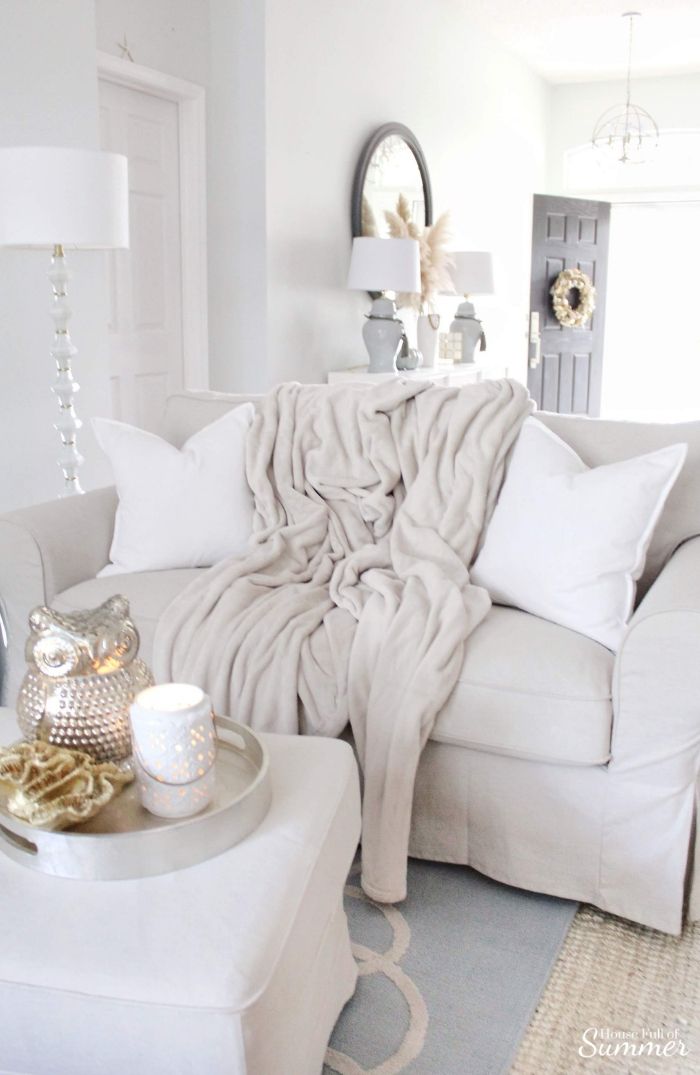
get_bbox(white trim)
[573,191,700,205]
[97,51,209,390]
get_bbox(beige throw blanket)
[154,378,532,902]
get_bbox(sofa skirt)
[409,739,697,936]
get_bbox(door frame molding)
[97,51,209,390]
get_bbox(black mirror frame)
[350,122,434,241]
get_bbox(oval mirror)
[351,123,433,241]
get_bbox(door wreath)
[550,268,596,328]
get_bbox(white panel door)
[99,80,183,432]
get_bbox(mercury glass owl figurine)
[16,595,154,764]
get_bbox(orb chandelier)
[591,12,659,164]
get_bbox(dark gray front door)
[527,194,610,416]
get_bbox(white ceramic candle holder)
[135,762,217,820]
[129,684,217,819]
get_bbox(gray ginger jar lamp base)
[450,300,487,365]
[363,296,405,373]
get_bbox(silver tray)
[0,717,272,881]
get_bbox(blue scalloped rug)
[324,859,576,1075]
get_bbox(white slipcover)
[53,569,203,668]
[0,711,360,1075]
[435,605,614,765]
[1,390,699,934]
[54,579,615,769]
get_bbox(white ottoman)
[0,710,360,1075]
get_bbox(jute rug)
[324,859,576,1075]
[510,906,700,1074]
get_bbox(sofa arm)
[612,535,700,770]
[0,486,117,704]
[611,536,700,922]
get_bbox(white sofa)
[2,390,700,935]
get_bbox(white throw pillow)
[470,417,687,650]
[93,404,255,575]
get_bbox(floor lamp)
[0,147,129,496]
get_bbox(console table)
[328,362,507,387]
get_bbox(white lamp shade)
[0,146,129,249]
[447,251,495,296]
[347,237,421,293]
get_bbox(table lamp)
[445,251,495,364]
[347,237,421,373]
[0,146,130,496]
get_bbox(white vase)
[417,313,440,369]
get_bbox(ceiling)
[469,1,700,83]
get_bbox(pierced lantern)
[129,683,218,819]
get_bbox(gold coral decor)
[16,595,154,765]
[550,268,597,329]
[0,739,133,830]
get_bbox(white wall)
[95,0,270,396]
[94,0,209,85]
[207,0,268,394]
[548,72,700,192]
[0,0,551,515]
[0,0,112,512]
[98,0,550,394]
[262,0,549,388]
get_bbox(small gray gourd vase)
[396,333,420,371]
[16,595,154,764]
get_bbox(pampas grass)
[361,195,379,238]
[385,195,453,312]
